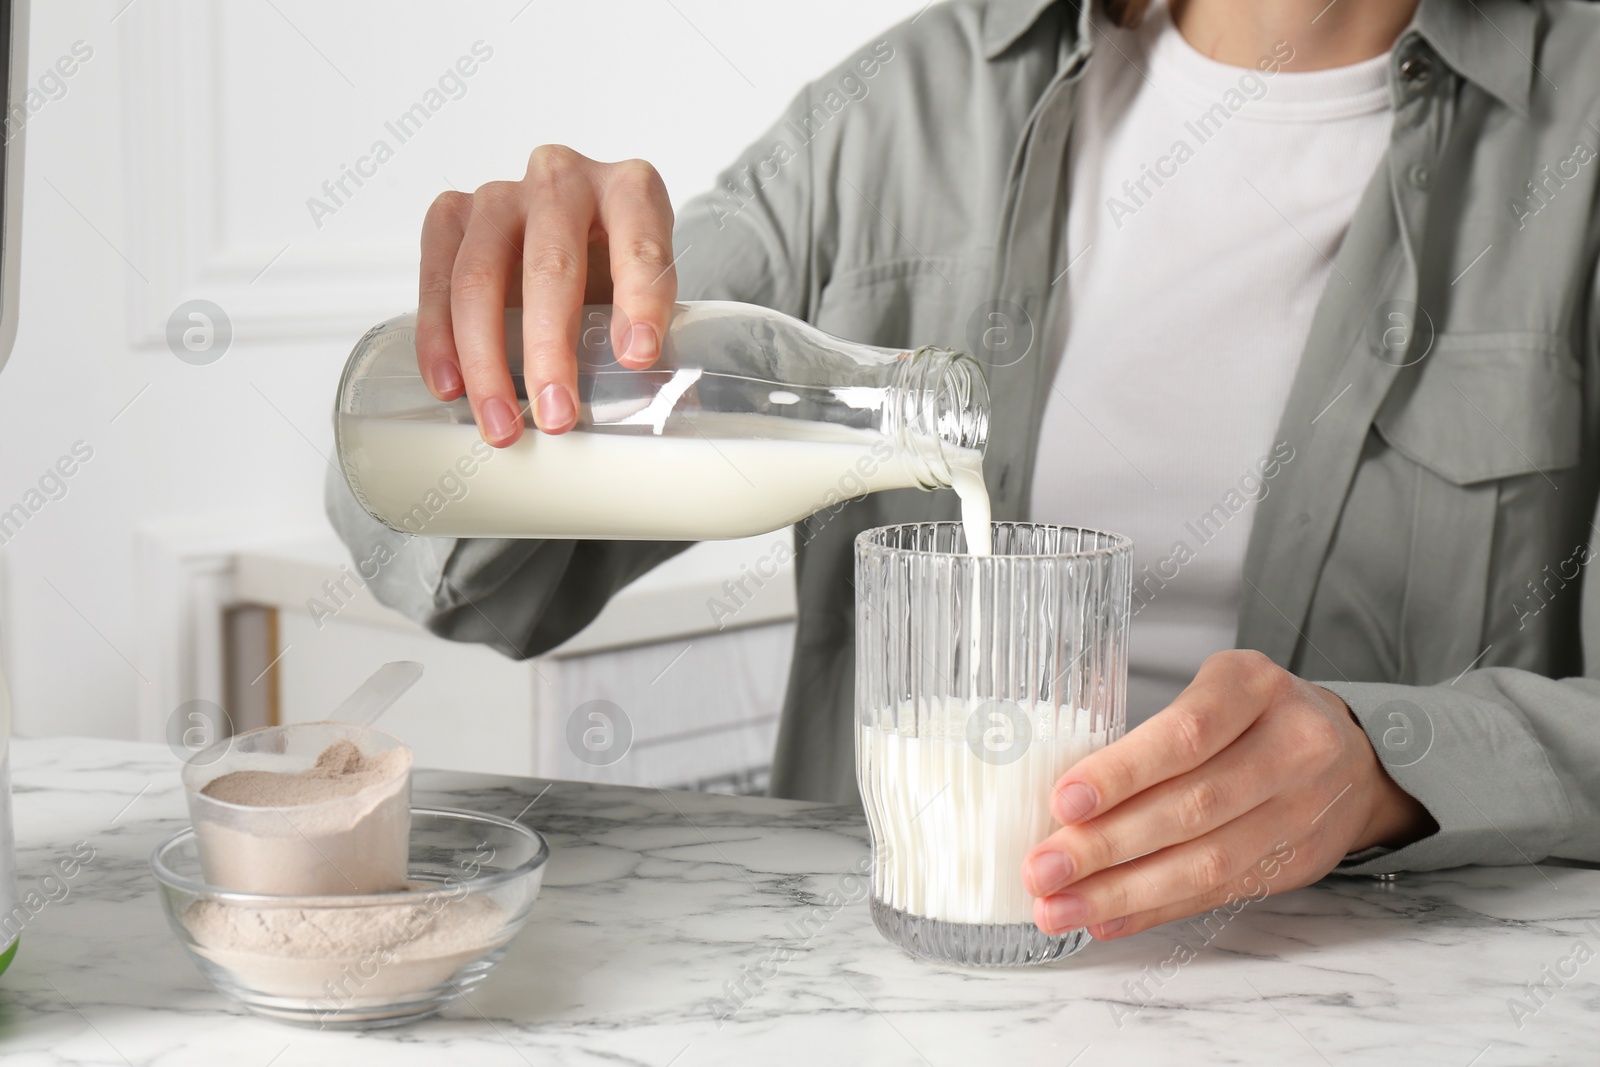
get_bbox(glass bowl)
[151,807,549,1028]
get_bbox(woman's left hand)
[1023,649,1437,940]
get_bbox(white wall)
[0,0,925,740]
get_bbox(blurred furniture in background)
[136,522,795,790]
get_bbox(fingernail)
[535,383,576,431]
[1025,851,1075,896]
[623,322,658,365]
[1038,893,1087,933]
[1054,782,1098,823]
[1098,916,1127,937]
[431,361,463,398]
[481,397,518,443]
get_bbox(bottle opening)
[888,348,991,490]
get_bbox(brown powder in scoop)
[192,737,414,894]
[201,739,410,807]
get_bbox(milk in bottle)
[335,302,991,542]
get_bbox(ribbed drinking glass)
[855,521,1132,966]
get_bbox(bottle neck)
[885,347,990,490]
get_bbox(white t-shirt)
[1028,2,1394,724]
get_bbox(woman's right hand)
[418,145,679,446]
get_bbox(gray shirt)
[328,0,1600,875]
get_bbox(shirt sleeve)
[1319,670,1593,875]
[1317,513,1600,876]
[323,461,691,658]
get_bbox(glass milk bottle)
[334,302,989,540]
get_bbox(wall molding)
[118,1,412,347]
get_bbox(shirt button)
[1409,164,1432,190]
[1399,55,1432,86]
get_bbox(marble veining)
[1,737,1596,1065]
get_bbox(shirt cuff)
[1315,679,1572,875]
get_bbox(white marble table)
[2,737,1597,1066]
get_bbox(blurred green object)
[0,937,17,976]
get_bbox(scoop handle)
[332,661,424,726]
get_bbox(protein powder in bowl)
[151,808,549,1028]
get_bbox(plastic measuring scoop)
[182,720,414,894]
[330,661,425,726]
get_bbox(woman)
[329,0,1600,941]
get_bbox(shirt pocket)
[1368,331,1582,681]
[1373,331,1580,485]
